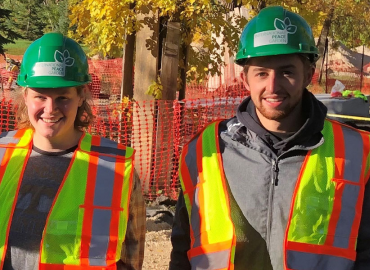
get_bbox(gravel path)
[143,218,172,270]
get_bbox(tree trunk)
[121,31,136,99]
[317,6,335,84]
[360,45,365,91]
[178,43,188,100]
[257,0,266,12]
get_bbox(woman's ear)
[22,87,28,105]
[78,86,87,107]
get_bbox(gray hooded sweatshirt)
[169,90,370,270]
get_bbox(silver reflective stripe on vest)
[190,249,230,270]
[89,208,112,266]
[0,147,6,164]
[94,155,116,207]
[333,126,363,249]
[192,187,202,247]
[91,145,126,156]
[91,137,126,156]
[333,184,360,249]
[342,127,363,183]
[185,137,202,247]
[287,250,354,270]
[186,138,199,187]
[89,153,118,266]
[0,131,20,144]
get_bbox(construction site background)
[1,46,370,200]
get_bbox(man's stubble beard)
[255,98,300,121]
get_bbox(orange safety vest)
[0,129,135,269]
[179,119,370,270]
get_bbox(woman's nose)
[44,99,58,113]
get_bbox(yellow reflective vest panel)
[179,119,370,270]
[0,129,135,269]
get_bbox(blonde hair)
[15,85,95,130]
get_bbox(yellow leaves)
[70,0,247,81]
[146,77,163,99]
[69,0,136,57]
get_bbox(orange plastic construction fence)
[1,56,370,200]
[0,96,243,200]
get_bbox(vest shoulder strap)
[0,129,32,148]
[79,133,134,159]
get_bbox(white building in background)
[207,6,250,91]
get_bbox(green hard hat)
[17,32,91,88]
[235,6,319,65]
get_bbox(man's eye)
[283,71,293,76]
[257,72,267,77]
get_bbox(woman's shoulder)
[83,133,134,158]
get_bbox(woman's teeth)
[43,118,60,123]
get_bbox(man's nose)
[266,71,279,93]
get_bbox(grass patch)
[3,39,90,56]
[4,39,33,55]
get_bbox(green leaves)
[0,8,22,56]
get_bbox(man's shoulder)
[183,117,239,151]
[326,118,370,136]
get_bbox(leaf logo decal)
[286,25,297,34]
[274,18,286,30]
[55,51,64,63]
[54,50,75,67]
[274,17,297,34]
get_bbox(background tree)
[70,0,248,82]
[246,0,370,48]
[70,0,370,95]
[0,8,22,56]
[3,0,45,40]
[4,0,69,40]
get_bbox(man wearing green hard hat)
[1,32,145,269]
[170,6,370,270]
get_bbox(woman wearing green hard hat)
[170,6,370,270]
[0,32,145,269]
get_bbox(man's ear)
[240,71,250,91]
[304,66,315,88]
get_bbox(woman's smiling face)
[24,87,84,145]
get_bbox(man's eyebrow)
[251,64,296,71]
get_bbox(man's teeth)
[266,98,283,102]
[43,118,59,123]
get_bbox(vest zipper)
[267,159,279,250]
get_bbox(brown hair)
[242,54,316,82]
[15,85,95,130]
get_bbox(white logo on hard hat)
[254,17,297,47]
[33,50,75,77]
